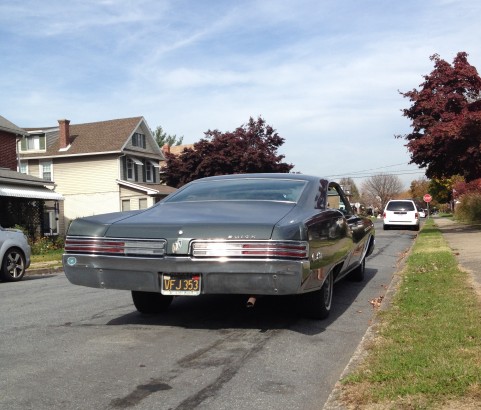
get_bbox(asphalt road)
[0,220,418,410]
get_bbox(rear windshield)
[386,201,416,211]
[165,178,307,203]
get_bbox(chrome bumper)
[62,254,311,295]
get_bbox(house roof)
[0,168,63,200]
[117,180,177,196]
[169,143,195,155]
[21,116,163,160]
[0,168,55,187]
[0,115,27,136]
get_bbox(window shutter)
[39,135,46,150]
[21,138,27,151]
[121,157,127,180]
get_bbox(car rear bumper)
[383,220,419,226]
[62,254,311,295]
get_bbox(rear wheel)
[1,248,26,282]
[131,291,173,314]
[299,271,333,319]
[349,258,365,282]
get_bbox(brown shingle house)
[19,116,176,235]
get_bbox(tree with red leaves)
[161,116,293,188]
[397,52,481,182]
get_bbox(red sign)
[423,194,432,203]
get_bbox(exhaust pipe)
[246,296,256,308]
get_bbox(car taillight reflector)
[65,237,166,257]
[192,241,308,259]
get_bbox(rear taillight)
[191,241,308,259]
[65,237,166,257]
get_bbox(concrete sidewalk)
[434,216,481,295]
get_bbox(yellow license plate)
[161,273,201,296]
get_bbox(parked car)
[0,225,31,282]
[418,208,426,218]
[63,173,375,319]
[383,199,420,231]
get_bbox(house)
[0,114,64,237]
[19,116,176,236]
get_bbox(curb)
[323,231,415,409]
[26,265,63,276]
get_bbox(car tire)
[383,224,389,230]
[299,271,333,320]
[349,258,365,282]
[1,247,26,282]
[413,224,420,231]
[131,291,173,314]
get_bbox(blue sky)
[1,0,480,188]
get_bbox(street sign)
[423,194,432,203]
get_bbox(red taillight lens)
[192,241,308,259]
[65,237,166,257]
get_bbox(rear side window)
[165,178,307,203]
[386,201,415,211]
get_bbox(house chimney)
[58,119,70,148]
[162,143,170,155]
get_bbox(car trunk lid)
[104,201,296,251]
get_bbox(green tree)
[429,176,464,204]
[161,116,293,188]
[397,52,481,182]
[410,178,430,202]
[152,126,184,148]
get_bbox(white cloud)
[2,0,481,190]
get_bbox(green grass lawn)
[340,218,481,409]
[30,248,63,264]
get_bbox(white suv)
[383,200,420,231]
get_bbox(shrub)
[29,236,64,255]
[455,192,481,222]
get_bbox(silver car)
[0,226,31,282]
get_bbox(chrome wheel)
[1,248,26,282]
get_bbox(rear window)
[386,201,416,211]
[165,178,307,203]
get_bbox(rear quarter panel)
[302,210,353,290]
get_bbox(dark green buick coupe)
[63,173,375,319]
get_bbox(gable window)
[132,132,146,148]
[40,160,53,181]
[20,134,46,152]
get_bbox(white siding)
[53,156,119,195]
[64,192,120,220]
[53,155,121,234]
